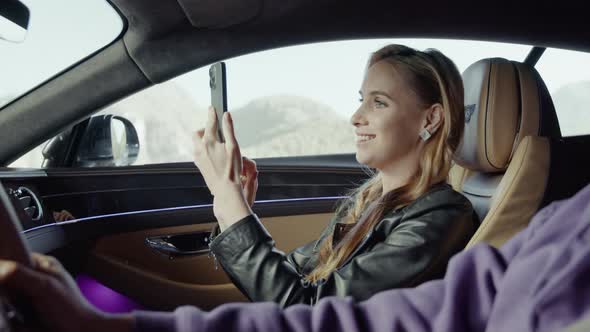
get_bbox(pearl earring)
[419,129,431,141]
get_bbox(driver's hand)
[0,254,133,332]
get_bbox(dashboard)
[0,162,362,256]
[0,169,66,254]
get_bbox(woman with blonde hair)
[194,44,478,307]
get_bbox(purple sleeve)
[132,238,522,331]
[132,201,560,332]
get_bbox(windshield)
[0,0,123,108]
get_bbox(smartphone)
[209,62,228,142]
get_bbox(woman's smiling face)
[351,59,427,171]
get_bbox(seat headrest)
[454,58,561,173]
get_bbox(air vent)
[12,187,43,222]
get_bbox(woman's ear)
[423,103,444,134]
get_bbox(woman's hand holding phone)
[193,106,254,231]
[241,156,258,208]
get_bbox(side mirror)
[73,115,140,167]
[41,128,74,168]
[0,0,30,43]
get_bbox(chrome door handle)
[145,231,211,257]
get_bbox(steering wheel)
[0,180,33,332]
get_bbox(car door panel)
[87,213,332,310]
[36,160,359,221]
[2,155,366,309]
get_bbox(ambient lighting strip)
[23,196,347,233]
[76,274,144,313]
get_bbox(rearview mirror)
[0,0,30,43]
[73,115,140,167]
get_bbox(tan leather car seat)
[449,57,561,248]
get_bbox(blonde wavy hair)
[306,44,465,283]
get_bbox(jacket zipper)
[309,226,377,304]
[309,224,377,303]
[336,231,373,269]
[206,233,219,270]
[335,207,406,269]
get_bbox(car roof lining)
[111,0,590,83]
[0,0,588,164]
[176,0,263,29]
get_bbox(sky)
[1,0,590,121]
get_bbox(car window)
[0,0,123,109]
[535,48,590,137]
[10,38,532,168]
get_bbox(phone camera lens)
[209,67,216,89]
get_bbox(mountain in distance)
[103,82,209,165]
[10,83,356,167]
[231,95,355,158]
[13,78,590,168]
[107,85,355,162]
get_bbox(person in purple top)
[2,180,590,331]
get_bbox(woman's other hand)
[0,254,133,332]
[193,107,253,230]
[241,156,258,207]
[53,210,75,222]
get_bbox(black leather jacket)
[209,183,478,307]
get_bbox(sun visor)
[176,0,263,28]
